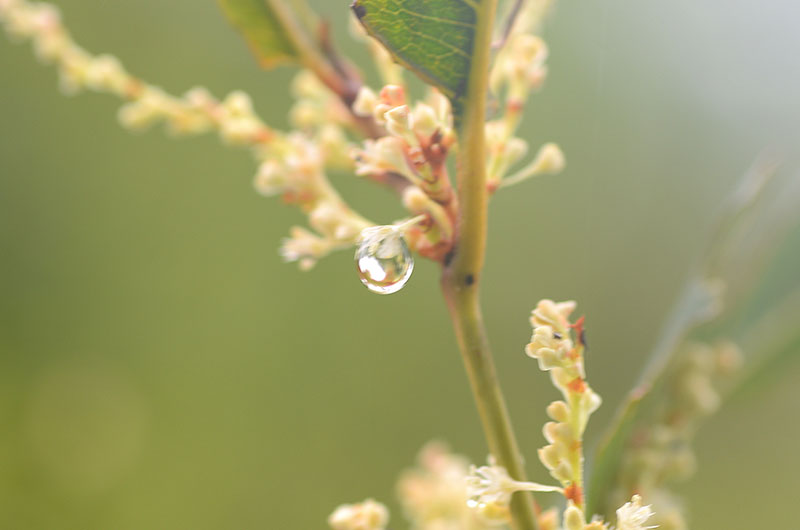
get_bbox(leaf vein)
[395,7,475,29]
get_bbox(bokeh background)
[1,1,799,528]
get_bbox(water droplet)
[355,225,414,294]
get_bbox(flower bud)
[411,103,439,139]
[85,54,127,94]
[384,104,411,137]
[253,160,285,196]
[379,84,405,106]
[223,90,253,115]
[352,87,378,117]
[546,400,570,423]
[534,143,566,174]
[564,504,585,530]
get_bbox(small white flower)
[383,104,416,141]
[117,88,168,130]
[411,102,439,139]
[57,51,91,95]
[531,299,575,332]
[184,86,214,108]
[397,442,485,528]
[615,495,657,530]
[466,460,561,511]
[216,91,265,144]
[531,143,566,174]
[284,132,323,176]
[280,226,330,269]
[85,54,127,94]
[253,160,286,197]
[505,137,529,165]
[353,136,417,182]
[309,201,343,237]
[328,499,389,530]
[222,90,253,115]
[525,324,570,370]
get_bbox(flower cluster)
[2,0,449,273]
[1,0,568,278]
[351,84,457,261]
[486,0,565,192]
[253,131,374,270]
[525,300,602,528]
[525,300,660,530]
[397,442,490,530]
[545,494,657,530]
[0,0,277,142]
[526,301,601,511]
[392,440,657,530]
[0,0,386,270]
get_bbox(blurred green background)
[1,1,799,528]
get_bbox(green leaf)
[586,276,720,518]
[218,0,298,68]
[352,0,479,106]
[730,288,800,399]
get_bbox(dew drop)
[355,225,414,294]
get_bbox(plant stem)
[441,1,539,529]
[586,277,715,518]
[442,284,540,530]
[267,0,384,138]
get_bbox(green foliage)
[352,0,479,107]
[218,0,297,68]
[585,282,713,516]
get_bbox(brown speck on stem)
[564,483,583,507]
[351,2,367,20]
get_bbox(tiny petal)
[352,86,378,117]
[616,495,657,530]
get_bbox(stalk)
[441,0,539,528]
[267,0,384,138]
[442,283,540,530]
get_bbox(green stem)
[442,1,539,529]
[586,276,715,518]
[267,0,384,138]
[442,284,540,530]
[266,0,346,94]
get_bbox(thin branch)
[442,0,540,528]
[266,0,385,140]
[493,0,525,49]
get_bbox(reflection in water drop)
[355,225,414,294]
